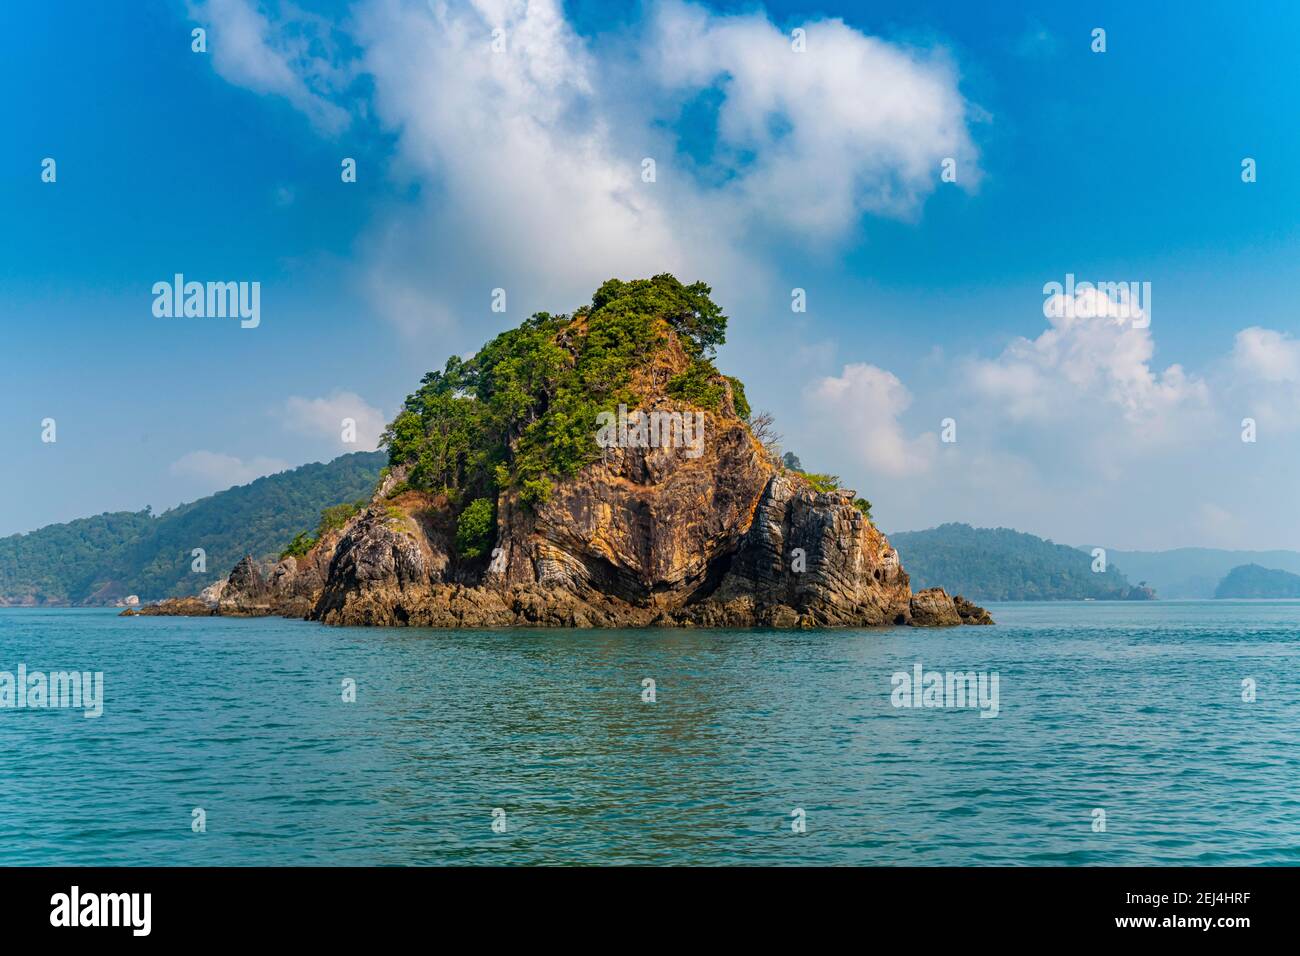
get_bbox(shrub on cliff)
[278,498,368,559]
[589,275,727,358]
[667,359,727,410]
[726,376,751,419]
[280,531,315,559]
[455,498,496,559]
[802,473,841,494]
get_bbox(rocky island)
[134,276,990,629]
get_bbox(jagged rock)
[199,580,226,607]
[908,587,962,627]
[674,474,910,627]
[954,594,994,625]
[216,555,272,616]
[133,596,214,616]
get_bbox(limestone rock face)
[199,580,226,606]
[502,412,770,597]
[676,475,911,627]
[217,555,272,615]
[954,594,994,625]
[908,587,963,627]
[311,489,455,626]
[303,424,955,628]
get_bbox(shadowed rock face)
[674,474,910,627]
[909,587,963,627]
[954,594,995,625]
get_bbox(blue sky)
[2,0,1298,550]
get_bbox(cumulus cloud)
[791,285,1300,547]
[1231,326,1300,382]
[189,0,351,134]
[805,363,936,477]
[283,391,386,449]
[970,284,1211,443]
[1191,501,1242,547]
[347,0,711,331]
[1226,326,1300,432]
[648,0,980,236]
[194,0,980,332]
[169,450,290,490]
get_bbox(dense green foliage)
[725,376,751,419]
[667,359,728,410]
[279,499,367,559]
[381,275,738,514]
[0,452,385,605]
[589,275,727,358]
[889,523,1144,601]
[455,498,496,559]
[1214,563,1300,598]
[779,466,871,519]
[801,473,841,494]
[280,531,316,559]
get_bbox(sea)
[0,601,1296,865]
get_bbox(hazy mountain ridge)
[1214,564,1300,598]
[889,523,1149,602]
[1096,547,1300,598]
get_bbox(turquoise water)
[0,602,1296,865]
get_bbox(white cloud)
[169,450,290,490]
[1226,326,1300,432]
[1231,326,1300,383]
[283,391,386,450]
[970,284,1211,441]
[189,0,351,134]
[648,0,980,236]
[1192,501,1242,547]
[789,288,1300,548]
[195,0,980,333]
[805,362,936,477]
[346,0,721,331]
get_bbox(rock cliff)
[139,445,988,629]
[133,276,990,629]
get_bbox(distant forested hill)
[889,523,1148,601]
[1098,547,1300,598]
[0,451,385,605]
[1214,564,1300,598]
